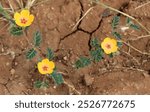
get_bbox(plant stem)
[64,81,81,95]
[135,1,150,10]
[122,41,150,56]
[72,7,94,30]
[128,34,150,41]
[120,50,140,65]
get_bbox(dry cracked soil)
[0,0,150,95]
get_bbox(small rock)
[63,56,68,61]
[14,62,18,66]
[1,48,4,52]
[6,62,10,66]
[84,74,94,86]
[53,86,56,89]
[51,7,54,10]
[120,26,129,32]
[10,69,15,75]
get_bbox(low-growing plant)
[26,31,81,94]
[75,14,140,69]
[0,2,35,36]
[111,16,140,39]
[1,1,81,94]
[25,31,64,86]
[1,0,149,95]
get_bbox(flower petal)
[21,10,30,17]
[37,59,55,74]
[29,14,34,23]
[25,15,34,26]
[15,20,24,27]
[38,62,46,74]
[42,59,50,64]
[101,37,118,54]
[111,45,118,53]
[104,49,112,54]
[48,61,55,69]
[103,37,111,43]
[111,38,117,46]
[101,41,107,50]
[14,12,21,20]
[47,69,54,74]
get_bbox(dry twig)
[64,81,81,95]
[128,35,150,41]
[135,1,150,10]
[72,7,94,30]
[122,41,150,56]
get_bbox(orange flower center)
[21,18,27,24]
[42,66,48,71]
[105,44,111,49]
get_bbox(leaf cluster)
[26,31,42,60]
[75,38,104,69]
[111,16,140,40]
[34,80,49,88]
[51,72,64,85]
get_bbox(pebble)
[51,7,54,10]
[1,48,4,52]
[84,74,94,86]
[14,62,18,66]
[10,69,15,75]
[53,86,56,89]
[63,56,68,61]
[6,62,10,66]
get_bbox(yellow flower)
[37,59,55,75]
[14,9,34,27]
[101,37,118,54]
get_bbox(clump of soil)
[0,0,150,95]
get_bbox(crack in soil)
[57,2,106,52]
[0,83,11,94]
[59,1,103,43]
[56,0,85,52]
[1,0,150,95]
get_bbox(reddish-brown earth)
[0,0,150,94]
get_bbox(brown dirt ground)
[0,0,150,95]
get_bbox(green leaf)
[109,53,114,58]
[9,26,23,36]
[26,48,37,59]
[51,72,64,85]
[112,16,120,29]
[117,41,123,47]
[0,4,5,15]
[34,31,42,47]
[34,80,42,88]
[126,17,140,30]
[90,48,103,62]
[90,38,100,48]
[130,24,140,30]
[0,4,11,20]
[126,17,132,25]
[42,81,49,88]
[34,80,49,88]
[112,32,122,39]
[46,48,54,60]
[75,57,91,69]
